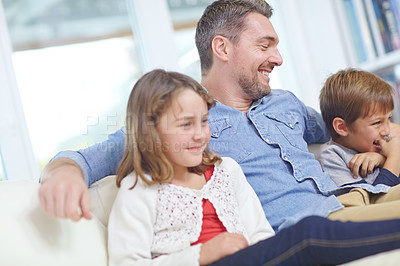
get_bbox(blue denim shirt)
[53,89,344,231]
[207,89,343,230]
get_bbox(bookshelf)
[335,0,400,120]
[336,0,400,65]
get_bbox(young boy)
[318,68,400,219]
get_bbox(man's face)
[230,13,282,100]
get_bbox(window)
[2,0,142,174]
[168,0,213,81]
[0,151,5,181]
[1,0,182,180]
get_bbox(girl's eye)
[180,122,191,128]
[202,118,208,124]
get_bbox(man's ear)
[332,117,349,137]
[211,35,230,62]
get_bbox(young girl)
[108,69,400,266]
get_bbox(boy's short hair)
[320,68,394,139]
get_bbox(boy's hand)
[379,133,400,177]
[348,152,385,178]
[389,122,400,136]
[379,134,400,158]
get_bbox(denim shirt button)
[289,123,294,128]
[283,156,288,160]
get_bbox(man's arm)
[50,128,126,186]
[303,106,331,144]
[39,127,126,220]
[287,91,330,144]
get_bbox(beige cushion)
[343,249,400,265]
[0,179,111,266]
[308,143,323,158]
[89,175,118,227]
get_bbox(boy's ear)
[332,117,349,137]
[211,35,229,62]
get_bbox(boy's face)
[343,110,392,153]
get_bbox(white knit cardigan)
[108,157,275,266]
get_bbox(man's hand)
[348,152,385,178]
[38,158,92,221]
[199,232,248,265]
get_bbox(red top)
[191,165,227,245]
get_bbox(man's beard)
[238,71,270,100]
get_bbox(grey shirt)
[317,140,390,194]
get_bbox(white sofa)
[0,176,117,266]
[1,174,400,266]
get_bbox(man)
[39,0,400,231]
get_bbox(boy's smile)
[338,110,392,153]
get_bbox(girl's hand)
[199,232,248,265]
[348,152,385,178]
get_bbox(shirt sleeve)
[287,91,330,144]
[51,127,126,186]
[108,175,201,266]
[343,168,400,187]
[317,145,358,187]
[225,157,275,245]
[372,168,400,187]
[303,106,331,144]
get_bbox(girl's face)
[156,89,210,172]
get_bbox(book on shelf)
[364,0,386,55]
[340,0,400,59]
[378,69,400,122]
[371,0,400,52]
[356,0,378,59]
[389,0,400,32]
[342,0,370,62]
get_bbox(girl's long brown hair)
[116,69,221,188]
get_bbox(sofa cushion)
[0,180,108,266]
[89,175,118,227]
